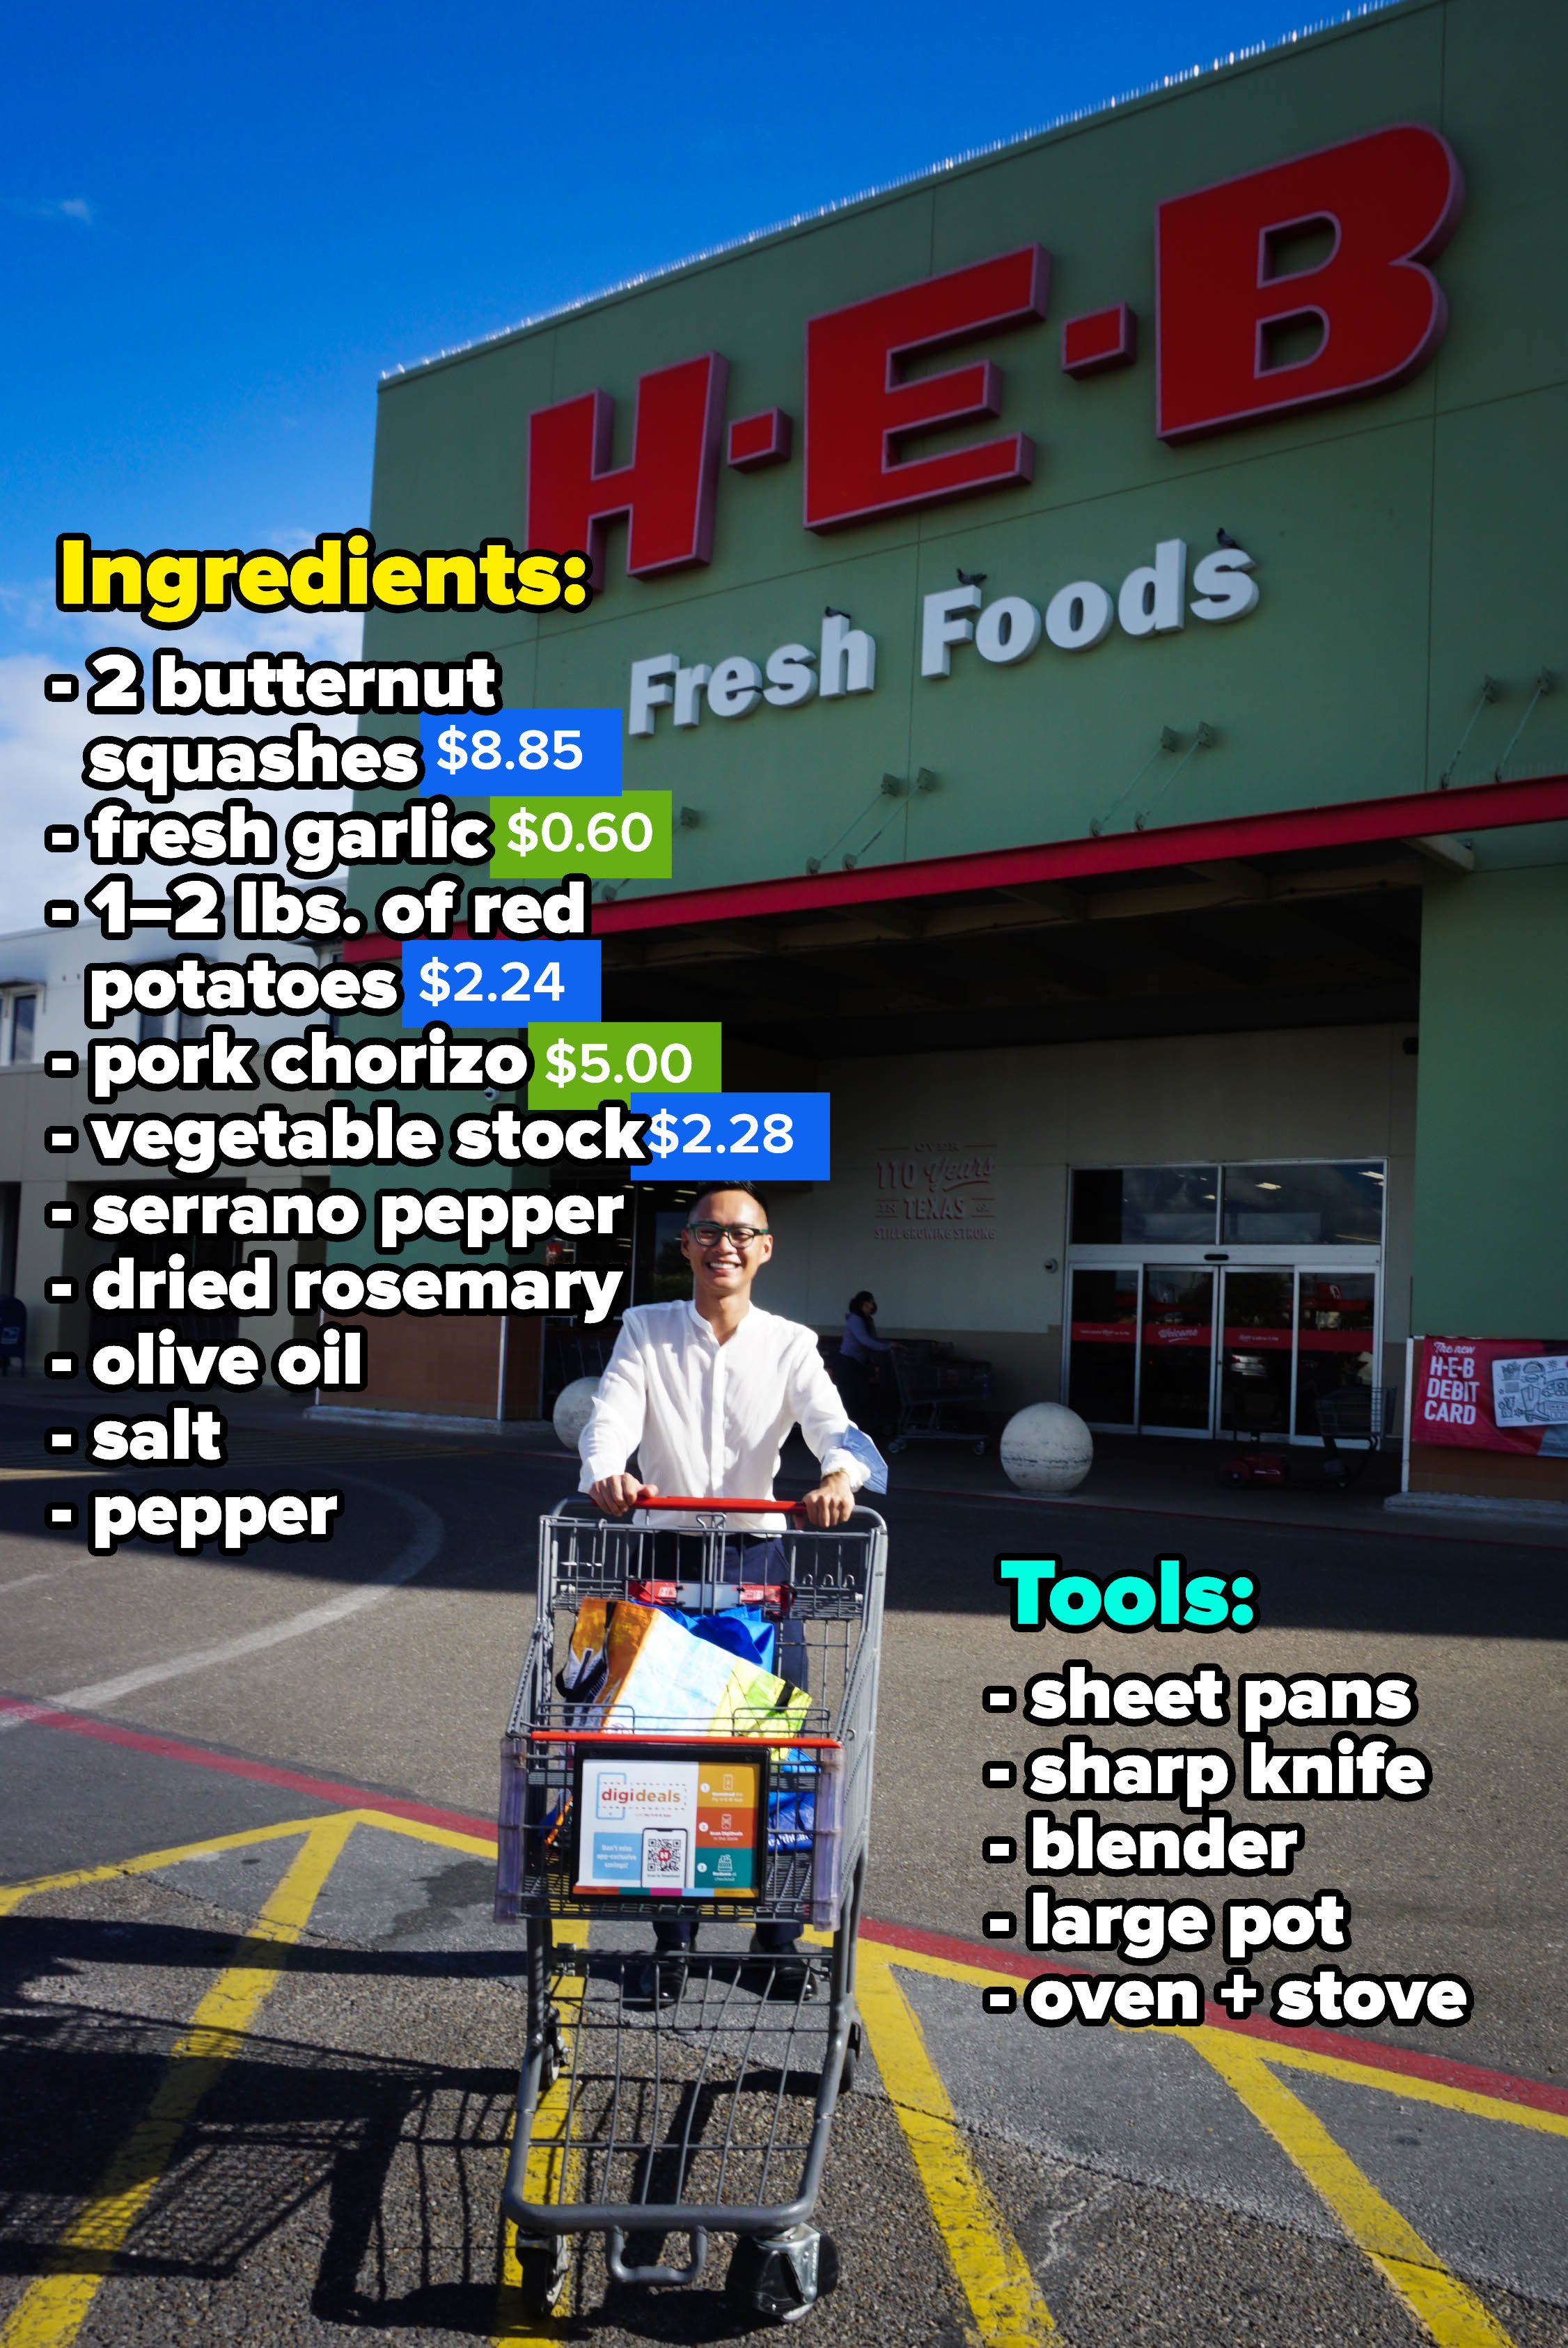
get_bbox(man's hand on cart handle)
[590,1473,657,1517]
[801,1469,854,1528]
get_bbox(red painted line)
[342,772,1568,960]
[0,1694,496,1842]
[860,1916,1568,2117]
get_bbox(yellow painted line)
[856,1938,1056,2347]
[344,1808,496,1858]
[1196,2031,1519,2348]
[0,1811,356,2348]
[1240,2038,1568,2140]
[0,1814,336,1916]
[494,1920,590,2342]
[858,1935,1565,2139]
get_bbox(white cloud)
[0,609,370,935]
[3,196,94,226]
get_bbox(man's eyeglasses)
[685,1221,769,1249]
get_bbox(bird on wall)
[957,568,987,586]
[1216,529,1244,549]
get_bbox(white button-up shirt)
[578,1300,867,1528]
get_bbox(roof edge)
[378,0,1418,392]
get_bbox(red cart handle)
[622,1492,804,1515]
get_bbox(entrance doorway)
[1067,1260,1380,1441]
[1064,1159,1386,1443]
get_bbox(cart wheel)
[513,2235,569,2318]
[540,2007,566,2093]
[728,2228,840,2324]
[838,2021,861,2095]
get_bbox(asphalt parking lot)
[1,1400,1565,2347]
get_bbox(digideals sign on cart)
[1413,1337,1568,1455]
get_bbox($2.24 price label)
[526,1023,722,1109]
[400,941,602,1026]
[418,710,621,797]
[628,1093,831,1182]
[490,794,671,879]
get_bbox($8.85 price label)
[418,709,621,797]
[490,793,671,880]
[399,941,602,1027]
[628,1093,830,1182]
[526,1022,721,1109]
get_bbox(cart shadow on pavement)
[0,1909,866,2345]
[0,1913,519,2334]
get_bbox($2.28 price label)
[526,1023,721,1109]
[628,1093,831,1182]
[400,941,602,1027]
[418,710,620,797]
[490,794,671,879]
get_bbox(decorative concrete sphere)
[999,1402,1094,1494]
[552,1376,600,1451]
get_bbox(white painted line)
[0,1481,444,1725]
[0,1569,71,1597]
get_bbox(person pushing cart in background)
[579,1181,874,1999]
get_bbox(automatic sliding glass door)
[1140,1267,1215,1436]
[1218,1269,1294,1440]
[1067,1266,1140,1428]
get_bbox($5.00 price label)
[628,1093,830,1182]
[418,709,621,797]
[400,941,601,1027]
[490,794,671,879]
[526,1022,721,1109]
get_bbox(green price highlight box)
[489,793,671,879]
[526,1022,723,1109]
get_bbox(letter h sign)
[526,353,729,585]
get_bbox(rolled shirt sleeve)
[789,1331,870,1490]
[578,1317,649,1492]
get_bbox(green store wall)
[338,0,1568,1448]
[1413,854,1568,1338]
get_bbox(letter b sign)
[1156,125,1464,441]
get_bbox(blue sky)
[2,0,1386,661]
[0,0,1383,928]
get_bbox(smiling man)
[578,1181,870,2001]
[581,1182,865,1529]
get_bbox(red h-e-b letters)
[1156,123,1464,441]
[526,352,729,585]
[803,246,1049,531]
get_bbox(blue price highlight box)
[419,710,621,796]
[629,1093,830,1182]
[401,940,602,1026]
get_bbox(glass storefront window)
[1071,1165,1218,1246]
[8,994,36,1064]
[1218,1269,1294,1437]
[1140,1267,1215,1430]
[1295,1272,1377,1437]
[1222,1162,1385,1245]
[1067,1267,1139,1425]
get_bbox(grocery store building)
[348,0,1568,1501]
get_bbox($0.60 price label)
[628,1093,830,1182]
[526,1022,721,1109]
[418,709,621,797]
[491,794,671,879]
[400,941,602,1026]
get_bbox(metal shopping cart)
[495,1494,886,2324]
[888,1342,990,1456]
[1315,1385,1400,1487]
